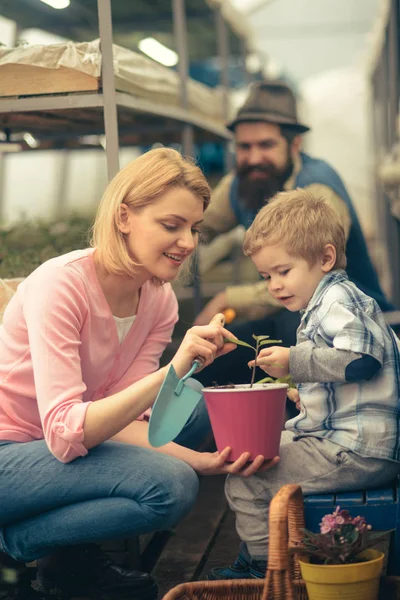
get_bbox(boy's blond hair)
[243,188,347,270]
[91,147,210,283]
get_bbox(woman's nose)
[177,231,196,251]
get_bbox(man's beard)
[237,157,294,212]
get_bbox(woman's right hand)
[193,447,280,477]
[171,322,237,378]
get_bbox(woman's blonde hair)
[91,147,210,280]
[243,188,347,270]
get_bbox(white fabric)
[113,314,136,344]
[0,39,232,122]
[299,65,375,236]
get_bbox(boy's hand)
[287,387,301,411]
[248,346,290,378]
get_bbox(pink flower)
[335,516,345,525]
[320,514,337,534]
[351,516,367,531]
[301,507,381,565]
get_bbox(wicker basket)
[163,483,308,600]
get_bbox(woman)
[0,149,275,600]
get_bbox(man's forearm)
[225,281,283,320]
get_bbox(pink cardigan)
[0,249,178,463]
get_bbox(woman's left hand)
[193,446,280,477]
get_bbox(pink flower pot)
[203,383,288,461]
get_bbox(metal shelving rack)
[0,0,252,309]
[0,0,245,179]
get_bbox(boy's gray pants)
[225,431,400,558]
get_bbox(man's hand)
[194,291,228,326]
[193,446,279,476]
[248,346,290,378]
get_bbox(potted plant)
[292,506,388,600]
[202,335,290,461]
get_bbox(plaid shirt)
[286,270,400,462]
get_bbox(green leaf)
[345,529,359,544]
[259,339,282,347]
[223,337,255,350]
[256,377,275,384]
[257,374,292,384]
[252,334,271,341]
[367,530,394,542]
[276,375,296,387]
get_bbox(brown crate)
[0,64,99,97]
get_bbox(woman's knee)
[165,459,199,525]
[144,457,199,529]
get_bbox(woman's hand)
[248,346,290,378]
[192,446,279,476]
[171,323,237,377]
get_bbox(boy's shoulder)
[320,275,377,313]
[308,275,384,332]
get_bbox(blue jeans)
[0,394,210,563]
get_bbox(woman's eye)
[264,275,271,281]
[162,223,201,235]
[279,269,289,276]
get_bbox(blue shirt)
[229,153,394,311]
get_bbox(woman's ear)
[321,243,337,273]
[117,203,130,234]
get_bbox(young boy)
[208,189,400,580]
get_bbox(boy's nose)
[270,279,283,292]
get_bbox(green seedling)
[224,334,282,388]
[257,373,296,388]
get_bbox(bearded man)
[195,80,393,387]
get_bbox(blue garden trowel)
[148,313,225,447]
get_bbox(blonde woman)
[0,149,276,600]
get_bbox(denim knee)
[150,458,199,530]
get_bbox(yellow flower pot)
[298,549,384,600]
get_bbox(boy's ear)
[321,244,336,272]
[117,203,131,234]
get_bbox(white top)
[113,314,136,343]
